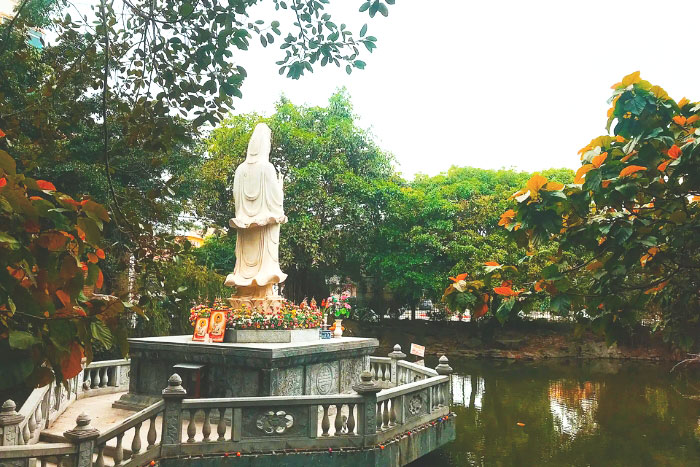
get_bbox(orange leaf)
[484,262,500,267]
[678,97,689,108]
[534,280,546,292]
[657,160,670,172]
[644,280,669,295]
[96,269,104,289]
[667,144,681,159]
[586,260,603,271]
[598,236,606,245]
[602,180,611,188]
[87,252,99,264]
[0,178,6,188]
[56,289,71,307]
[526,173,548,196]
[498,209,516,226]
[7,266,25,280]
[592,152,608,168]
[619,165,647,177]
[621,71,641,87]
[472,303,489,319]
[36,180,56,191]
[37,232,68,251]
[96,249,105,259]
[60,342,84,380]
[493,286,520,297]
[544,181,564,191]
[672,116,687,125]
[0,129,5,138]
[574,164,594,184]
[686,114,699,125]
[615,135,626,143]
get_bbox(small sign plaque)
[192,317,210,342]
[208,311,227,342]
[410,343,425,357]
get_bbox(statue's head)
[246,123,272,163]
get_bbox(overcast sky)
[233,0,700,179]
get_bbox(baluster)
[202,408,212,441]
[114,433,124,465]
[334,404,343,436]
[386,364,391,381]
[95,443,105,467]
[34,406,42,428]
[217,408,226,441]
[375,402,381,430]
[347,403,356,435]
[389,398,397,427]
[187,409,197,442]
[131,421,142,454]
[372,363,378,381]
[99,367,108,387]
[108,366,116,386]
[382,400,390,429]
[22,422,30,444]
[28,408,37,440]
[321,404,330,437]
[147,415,157,449]
[91,369,100,389]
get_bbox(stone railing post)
[64,413,100,467]
[352,371,381,446]
[0,400,25,447]
[388,344,406,386]
[435,355,454,406]
[161,373,187,457]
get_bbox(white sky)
[234,0,700,179]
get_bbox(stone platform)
[115,335,378,410]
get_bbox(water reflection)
[412,360,700,466]
[548,380,599,438]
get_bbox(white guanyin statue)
[225,123,287,306]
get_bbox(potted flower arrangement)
[321,293,352,338]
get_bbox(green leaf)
[9,330,40,349]
[360,24,367,37]
[0,150,16,175]
[495,298,515,324]
[91,320,114,349]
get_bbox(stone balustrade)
[0,346,455,466]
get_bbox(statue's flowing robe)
[225,159,287,288]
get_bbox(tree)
[0,148,130,394]
[461,72,700,350]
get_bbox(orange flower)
[0,129,5,138]
[667,144,681,159]
[615,135,625,143]
[0,178,6,188]
[484,262,500,267]
[96,249,105,259]
[686,114,699,125]
[602,180,611,188]
[657,160,671,172]
[677,97,689,108]
[619,165,647,178]
[36,180,57,191]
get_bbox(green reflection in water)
[412,359,700,466]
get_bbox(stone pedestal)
[114,335,378,411]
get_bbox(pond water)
[411,359,700,466]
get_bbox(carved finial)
[0,399,23,427]
[388,344,406,360]
[63,412,99,441]
[162,373,187,398]
[353,370,381,395]
[1,400,16,413]
[435,355,453,375]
